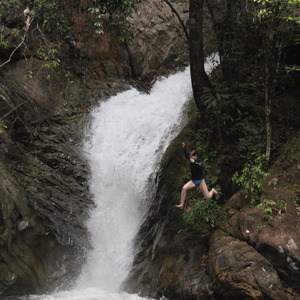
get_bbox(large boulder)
[208,229,290,299]
[128,0,189,81]
[223,133,300,294]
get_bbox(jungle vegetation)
[0,0,299,225]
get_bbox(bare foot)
[213,188,220,200]
[175,204,184,209]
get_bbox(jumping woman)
[176,142,219,209]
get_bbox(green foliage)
[27,0,74,43]
[193,128,212,156]
[0,0,22,19]
[251,0,299,79]
[0,26,11,49]
[200,83,234,130]
[235,122,265,160]
[88,7,105,35]
[183,197,223,229]
[200,79,251,138]
[119,16,135,43]
[37,46,61,69]
[257,224,264,231]
[285,65,300,73]
[203,1,299,157]
[0,25,21,49]
[0,0,74,76]
[88,0,141,43]
[24,70,33,79]
[257,198,286,222]
[232,151,269,204]
[254,0,300,24]
[257,198,276,221]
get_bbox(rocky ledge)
[124,131,300,299]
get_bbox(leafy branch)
[0,6,32,68]
[88,0,141,43]
[232,151,269,205]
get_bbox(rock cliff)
[1,0,299,298]
[0,0,189,295]
[123,128,300,299]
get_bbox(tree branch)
[0,8,32,69]
[1,100,28,119]
[163,0,189,41]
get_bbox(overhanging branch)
[163,0,189,41]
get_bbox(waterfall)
[77,66,192,292]
[21,55,218,300]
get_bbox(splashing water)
[77,67,193,293]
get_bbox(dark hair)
[190,150,198,157]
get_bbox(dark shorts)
[192,178,204,187]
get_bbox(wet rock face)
[224,203,300,293]
[123,138,215,300]
[70,0,189,82]
[0,55,131,295]
[124,203,214,299]
[124,132,300,299]
[208,230,288,299]
[0,0,190,294]
[212,197,300,299]
[0,0,189,84]
[0,63,135,294]
[0,111,93,294]
[128,0,189,80]
[219,134,300,297]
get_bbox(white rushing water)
[19,55,219,300]
[76,67,193,294]
[24,68,192,300]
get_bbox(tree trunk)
[265,84,271,164]
[189,0,210,112]
[205,0,246,82]
[205,0,225,76]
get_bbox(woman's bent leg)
[200,180,219,200]
[176,180,196,209]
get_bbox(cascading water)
[22,68,191,300]
[75,66,193,296]
[78,65,191,292]
[15,55,218,300]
